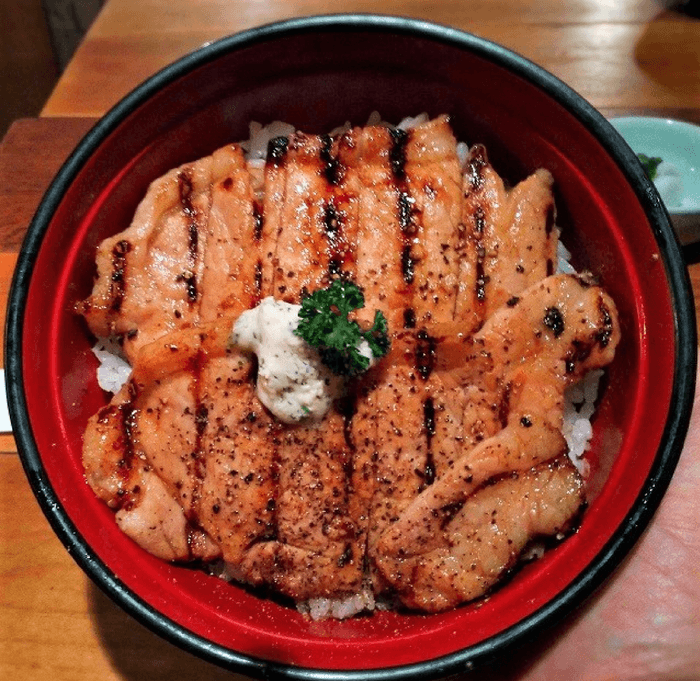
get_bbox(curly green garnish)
[295,280,390,377]
[638,153,663,181]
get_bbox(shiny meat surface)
[79,145,258,362]
[80,116,620,613]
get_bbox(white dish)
[609,116,700,245]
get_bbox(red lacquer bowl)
[5,14,696,680]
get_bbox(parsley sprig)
[638,153,663,181]
[295,280,390,377]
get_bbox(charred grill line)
[397,191,419,285]
[323,200,346,280]
[468,145,488,190]
[109,240,132,313]
[116,383,139,510]
[403,308,416,329]
[398,192,417,235]
[390,129,420,287]
[389,127,409,179]
[416,329,437,381]
[468,200,489,304]
[262,428,282,544]
[545,201,556,235]
[253,201,263,241]
[473,205,486,235]
[596,299,614,347]
[498,382,512,429]
[437,499,466,529]
[401,245,416,284]
[267,136,289,167]
[178,170,199,303]
[320,134,343,185]
[338,396,358,536]
[475,245,489,302]
[328,258,343,277]
[337,542,353,568]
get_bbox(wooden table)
[2,1,700,680]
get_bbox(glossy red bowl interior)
[6,15,696,681]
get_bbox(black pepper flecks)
[543,306,565,338]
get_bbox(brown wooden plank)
[42,5,700,117]
[0,455,251,681]
[0,118,97,252]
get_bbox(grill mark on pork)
[389,127,409,179]
[463,145,491,316]
[178,170,199,303]
[109,240,132,313]
[391,132,419,286]
[323,199,348,280]
[403,308,416,329]
[459,144,558,325]
[545,200,556,235]
[253,201,263,241]
[267,136,288,166]
[401,245,415,284]
[415,329,437,380]
[267,132,339,300]
[498,382,512,429]
[467,144,488,190]
[320,133,343,185]
[473,205,488,303]
[101,380,140,511]
[95,384,139,511]
[596,298,614,347]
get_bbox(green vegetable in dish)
[637,153,663,181]
[295,280,390,377]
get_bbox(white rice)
[562,369,603,477]
[297,586,376,621]
[91,337,131,393]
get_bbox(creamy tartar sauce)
[230,297,343,424]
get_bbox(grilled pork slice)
[378,456,585,612]
[373,273,619,605]
[458,144,557,326]
[261,132,337,302]
[82,322,277,565]
[79,144,258,362]
[338,117,464,330]
[238,409,365,601]
[350,333,434,592]
[83,377,219,562]
[199,144,262,320]
[337,124,410,330]
[400,115,463,327]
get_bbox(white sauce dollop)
[231,297,343,424]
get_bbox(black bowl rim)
[5,13,697,681]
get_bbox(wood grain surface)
[2,1,700,679]
[43,0,700,117]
